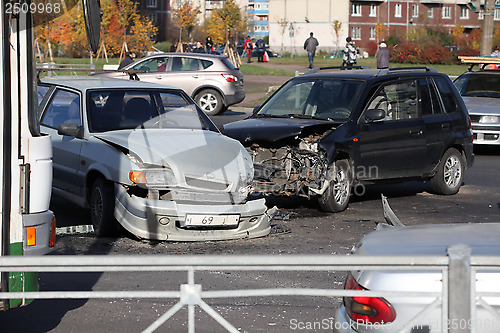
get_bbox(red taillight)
[222,74,237,82]
[343,273,396,324]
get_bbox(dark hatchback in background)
[453,64,500,145]
[223,67,474,212]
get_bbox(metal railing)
[36,62,96,76]
[0,245,499,333]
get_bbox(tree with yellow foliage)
[205,0,246,45]
[171,0,201,50]
[36,0,157,58]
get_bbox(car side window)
[433,77,458,113]
[419,78,443,115]
[41,90,81,129]
[132,57,167,73]
[367,79,419,122]
[171,57,199,72]
[201,60,213,69]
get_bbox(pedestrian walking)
[255,38,266,62]
[376,42,390,69]
[118,51,135,70]
[303,32,319,69]
[206,36,214,54]
[244,36,253,63]
[342,37,357,69]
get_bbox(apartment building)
[268,0,499,53]
[348,0,497,49]
[136,0,170,42]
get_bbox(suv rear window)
[221,58,237,70]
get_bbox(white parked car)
[37,77,274,241]
[334,198,500,332]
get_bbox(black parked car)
[223,67,474,212]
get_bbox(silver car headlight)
[129,168,176,186]
[479,116,500,124]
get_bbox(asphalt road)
[1,109,499,332]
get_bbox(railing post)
[447,244,472,333]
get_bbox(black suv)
[223,67,474,212]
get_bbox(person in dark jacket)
[118,51,135,70]
[376,42,390,69]
[206,36,214,53]
[303,32,319,69]
[255,39,266,62]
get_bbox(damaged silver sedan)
[37,77,274,241]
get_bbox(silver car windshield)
[87,90,211,132]
[256,79,363,121]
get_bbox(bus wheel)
[90,178,119,237]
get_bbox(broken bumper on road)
[114,184,276,241]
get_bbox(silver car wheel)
[333,167,349,205]
[199,92,218,112]
[444,155,462,188]
[195,89,224,116]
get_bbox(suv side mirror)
[252,105,261,114]
[364,108,386,122]
[58,123,83,138]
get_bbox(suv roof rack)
[377,66,438,76]
[458,56,500,71]
[305,65,371,75]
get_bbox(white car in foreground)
[38,77,274,241]
[334,198,500,333]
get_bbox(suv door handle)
[156,76,162,80]
[192,75,199,79]
[410,129,423,135]
[441,123,450,129]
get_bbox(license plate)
[185,214,240,226]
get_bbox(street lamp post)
[480,0,495,56]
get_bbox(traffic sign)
[496,0,500,8]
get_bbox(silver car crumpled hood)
[462,96,500,115]
[94,129,253,193]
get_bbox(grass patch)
[239,64,294,76]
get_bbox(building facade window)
[495,8,499,20]
[147,0,157,8]
[147,14,157,23]
[369,5,377,17]
[428,7,433,18]
[442,6,451,19]
[352,3,361,16]
[479,8,484,20]
[395,4,402,18]
[412,4,418,17]
[460,6,469,19]
[369,27,376,40]
[352,26,361,40]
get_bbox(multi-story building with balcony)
[247,0,269,39]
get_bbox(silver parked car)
[454,66,500,145]
[37,77,274,241]
[96,53,245,116]
[334,198,500,332]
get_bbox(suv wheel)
[431,148,465,195]
[90,178,120,237]
[318,159,352,213]
[195,89,224,116]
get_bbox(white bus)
[0,0,100,310]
